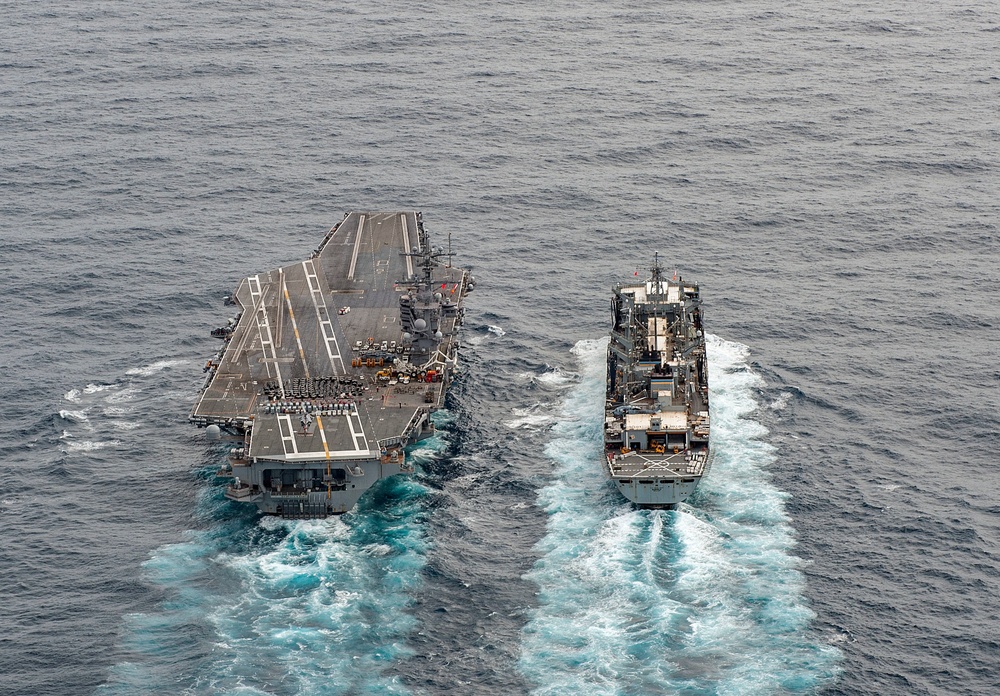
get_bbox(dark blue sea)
[2,1,999,694]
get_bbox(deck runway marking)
[348,214,367,279]
[219,277,258,368]
[345,411,368,451]
[280,274,311,380]
[277,414,299,455]
[249,275,283,392]
[302,259,345,375]
[401,213,415,280]
[190,212,467,517]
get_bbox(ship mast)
[651,252,664,367]
[621,254,665,404]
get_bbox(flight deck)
[191,211,471,517]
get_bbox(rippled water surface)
[2,1,999,694]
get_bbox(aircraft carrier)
[604,256,712,508]
[190,211,473,517]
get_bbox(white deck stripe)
[281,274,311,380]
[249,275,283,393]
[347,214,366,279]
[276,450,379,461]
[302,260,345,375]
[219,277,256,366]
[401,213,414,279]
[345,414,362,451]
[351,411,368,448]
[277,414,299,455]
[344,411,369,451]
[248,274,262,304]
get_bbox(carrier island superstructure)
[604,256,711,508]
[190,212,472,518]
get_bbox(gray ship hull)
[191,211,471,518]
[614,479,700,509]
[225,456,411,517]
[606,449,713,509]
[604,259,710,508]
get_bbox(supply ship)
[604,256,711,508]
[190,212,472,517]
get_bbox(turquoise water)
[100,435,447,696]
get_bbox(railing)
[224,484,257,500]
[378,408,426,449]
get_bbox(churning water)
[3,1,1000,694]
[519,337,839,695]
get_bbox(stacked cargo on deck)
[604,257,712,508]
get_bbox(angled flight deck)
[191,211,473,517]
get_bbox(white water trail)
[125,359,188,377]
[519,336,841,695]
[100,423,451,696]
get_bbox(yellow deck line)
[282,280,311,380]
[315,414,333,498]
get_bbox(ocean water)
[2,1,999,695]
[519,337,839,695]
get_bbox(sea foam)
[518,336,841,694]
[99,422,450,695]
[125,359,188,377]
